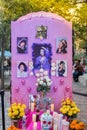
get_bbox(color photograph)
[56,60,67,77]
[56,38,67,54]
[17,37,28,54]
[17,61,28,78]
[32,43,52,71]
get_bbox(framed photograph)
[56,60,67,77]
[32,43,52,71]
[35,25,48,40]
[17,61,28,78]
[17,37,28,54]
[56,38,67,54]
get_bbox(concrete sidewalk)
[0,77,87,129]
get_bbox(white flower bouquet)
[36,69,52,96]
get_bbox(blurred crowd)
[73,57,87,82]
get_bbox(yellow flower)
[60,98,80,118]
[20,112,24,117]
[68,111,73,116]
[8,103,26,120]
[22,104,26,109]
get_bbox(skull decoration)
[41,112,53,130]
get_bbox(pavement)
[0,74,87,130]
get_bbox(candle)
[50,104,54,112]
[62,121,69,130]
[53,124,58,130]
[33,122,37,130]
[31,103,34,111]
[32,114,36,122]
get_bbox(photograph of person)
[56,38,67,54]
[32,43,52,70]
[35,25,48,40]
[56,60,67,77]
[17,61,28,78]
[17,37,28,53]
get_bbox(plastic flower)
[36,69,52,96]
[8,103,26,120]
[60,98,80,119]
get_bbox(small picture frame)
[35,25,48,40]
[17,37,28,54]
[56,60,67,77]
[56,38,67,54]
[17,61,28,78]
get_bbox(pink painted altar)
[11,11,72,113]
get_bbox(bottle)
[22,115,26,130]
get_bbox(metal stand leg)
[0,90,5,130]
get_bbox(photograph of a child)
[17,37,28,53]
[56,60,67,77]
[32,43,52,70]
[56,38,67,54]
[17,61,28,78]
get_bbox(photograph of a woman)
[17,37,28,53]
[56,60,67,77]
[32,43,52,70]
[17,61,28,78]
[56,38,67,54]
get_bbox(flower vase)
[39,92,51,112]
[12,119,19,128]
[40,91,46,98]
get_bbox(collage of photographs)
[16,25,68,78]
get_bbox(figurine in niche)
[35,47,50,70]
[17,38,28,53]
[56,39,67,54]
[57,60,67,77]
[17,62,28,78]
[35,25,48,40]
